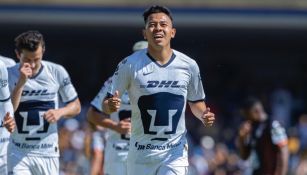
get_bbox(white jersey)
[0,60,14,156]
[108,49,205,166]
[91,78,131,163]
[0,55,16,68]
[8,60,78,157]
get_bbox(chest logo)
[140,80,185,88]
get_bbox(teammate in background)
[0,60,15,175]
[6,30,81,175]
[103,5,215,175]
[237,97,288,175]
[0,53,16,175]
[87,41,148,175]
[0,55,16,68]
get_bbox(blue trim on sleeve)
[90,104,103,113]
[106,92,113,98]
[0,96,10,102]
[188,98,205,103]
[64,96,78,104]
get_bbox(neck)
[147,45,173,65]
[31,63,42,78]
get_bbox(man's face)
[143,12,176,49]
[16,44,43,76]
[246,102,266,122]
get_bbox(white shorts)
[104,161,127,175]
[104,144,128,175]
[7,153,59,175]
[0,155,8,175]
[127,161,188,175]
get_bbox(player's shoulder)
[173,49,198,70]
[0,60,6,78]
[42,60,64,69]
[0,55,16,67]
[0,59,6,68]
[173,50,197,65]
[7,62,20,75]
[42,60,67,73]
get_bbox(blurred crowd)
[57,87,307,175]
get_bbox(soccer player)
[0,55,16,68]
[237,97,288,175]
[103,5,215,175]
[0,60,15,175]
[6,30,81,175]
[87,41,148,175]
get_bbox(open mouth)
[154,34,164,39]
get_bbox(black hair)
[15,30,45,53]
[143,5,173,24]
[240,97,261,111]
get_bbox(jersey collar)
[30,64,44,79]
[146,52,176,68]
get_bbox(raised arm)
[11,63,32,111]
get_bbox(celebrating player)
[87,41,148,175]
[7,30,81,175]
[0,60,15,175]
[237,97,288,175]
[103,5,215,175]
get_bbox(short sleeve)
[108,58,131,97]
[0,63,10,102]
[56,65,78,103]
[271,121,288,147]
[187,60,206,102]
[90,78,112,112]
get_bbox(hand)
[115,118,131,134]
[103,90,121,114]
[44,109,62,123]
[201,107,215,127]
[3,112,15,133]
[18,63,32,86]
[239,121,252,140]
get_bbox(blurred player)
[6,30,81,175]
[85,124,105,175]
[0,55,16,68]
[103,5,215,175]
[87,41,148,175]
[237,97,288,175]
[0,60,15,175]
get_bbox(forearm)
[87,107,118,131]
[58,99,81,118]
[11,82,24,111]
[275,146,288,175]
[188,101,207,120]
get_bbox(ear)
[171,28,176,39]
[15,49,21,60]
[142,29,147,40]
